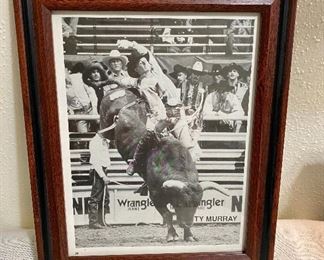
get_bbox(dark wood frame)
[13,0,297,259]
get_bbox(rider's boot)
[126,159,136,176]
[126,130,158,176]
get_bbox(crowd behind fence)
[63,17,255,56]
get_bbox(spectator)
[223,63,249,105]
[102,50,130,95]
[82,61,109,113]
[241,66,251,116]
[169,64,191,103]
[244,66,252,86]
[65,61,98,133]
[161,19,193,53]
[88,133,111,229]
[207,64,226,94]
[62,18,79,55]
[203,81,244,133]
[225,19,253,55]
[183,61,207,115]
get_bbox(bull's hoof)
[166,233,179,242]
[167,234,179,243]
[185,236,199,242]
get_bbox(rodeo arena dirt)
[55,13,257,254]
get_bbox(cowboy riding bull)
[99,40,229,242]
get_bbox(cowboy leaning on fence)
[203,80,244,133]
[65,62,98,133]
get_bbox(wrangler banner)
[72,185,243,226]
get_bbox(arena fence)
[69,17,255,56]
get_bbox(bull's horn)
[162,180,187,190]
[200,181,229,197]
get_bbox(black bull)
[100,88,229,242]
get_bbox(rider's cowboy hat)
[188,61,206,75]
[82,61,108,82]
[103,50,128,68]
[127,51,150,78]
[169,64,191,79]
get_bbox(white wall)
[0,0,33,228]
[0,0,323,229]
[278,0,324,220]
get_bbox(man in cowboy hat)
[207,64,226,94]
[102,50,133,94]
[182,61,207,116]
[203,79,244,133]
[223,62,249,105]
[202,64,227,134]
[82,61,109,112]
[107,39,180,127]
[169,64,191,103]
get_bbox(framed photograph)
[13,0,297,259]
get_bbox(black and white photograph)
[52,12,259,256]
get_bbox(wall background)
[0,0,323,229]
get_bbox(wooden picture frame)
[13,0,297,259]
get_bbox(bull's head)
[162,180,229,235]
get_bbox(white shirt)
[133,42,180,102]
[104,70,133,95]
[66,72,98,111]
[89,134,111,178]
[233,81,248,103]
[203,91,244,117]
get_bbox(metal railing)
[68,114,247,187]
[72,21,254,55]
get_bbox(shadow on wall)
[280,163,324,221]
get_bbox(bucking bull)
[100,87,229,242]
